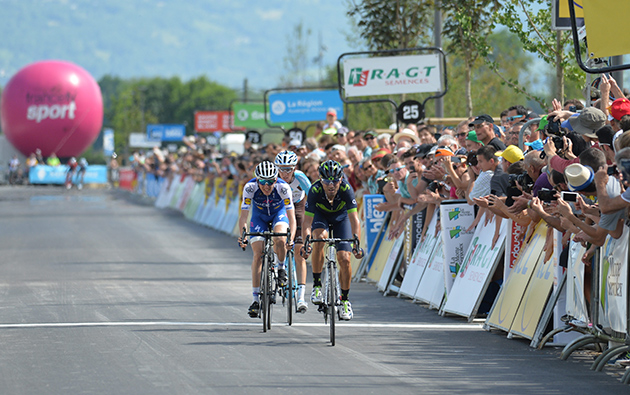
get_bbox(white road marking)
[0,321,483,330]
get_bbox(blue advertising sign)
[269,89,343,123]
[103,128,115,157]
[29,165,108,185]
[146,124,186,142]
[363,194,387,253]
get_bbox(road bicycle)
[241,228,291,332]
[303,232,361,346]
[281,249,298,326]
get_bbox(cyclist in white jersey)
[275,151,312,312]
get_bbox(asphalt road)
[0,185,626,394]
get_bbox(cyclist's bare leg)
[310,228,328,274]
[250,240,264,287]
[295,249,307,284]
[272,222,289,263]
[337,250,352,290]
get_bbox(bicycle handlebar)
[239,228,292,251]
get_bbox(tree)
[442,0,502,117]
[281,21,313,88]
[347,0,434,51]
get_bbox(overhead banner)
[600,226,629,334]
[146,124,185,142]
[233,103,292,129]
[439,200,475,294]
[343,54,442,97]
[195,111,243,132]
[443,215,506,321]
[269,90,343,123]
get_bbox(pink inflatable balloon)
[1,60,103,158]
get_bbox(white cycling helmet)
[254,161,278,180]
[275,150,298,167]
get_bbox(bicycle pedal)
[318,304,326,313]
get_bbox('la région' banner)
[343,54,442,97]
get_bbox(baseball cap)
[327,108,337,116]
[537,115,549,131]
[609,98,630,121]
[466,131,483,145]
[337,126,349,135]
[495,145,524,163]
[469,114,495,127]
[363,130,378,139]
[435,147,454,158]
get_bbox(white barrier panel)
[211,197,227,230]
[399,208,439,299]
[154,179,170,209]
[377,234,404,292]
[200,192,217,227]
[600,225,629,334]
[552,230,579,346]
[169,177,185,209]
[442,214,506,321]
[415,237,446,309]
[566,239,589,325]
[439,200,475,295]
[192,193,207,223]
[176,177,196,211]
[184,183,205,219]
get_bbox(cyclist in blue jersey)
[300,160,364,320]
[238,161,296,318]
[275,150,312,313]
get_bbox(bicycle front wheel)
[266,252,274,331]
[260,255,269,333]
[328,261,337,346]
[286,253,294,325]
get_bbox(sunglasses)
[456,133,467,138]
[258,179,276,186]
[278,167,294,172]
[361,164,374,170]
[506,115,524,122]
[364,136,375,141]
[392,166,406,172]
[321,178,341,185]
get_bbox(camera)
[537,188,557,202]
[561,191,578,202]
[607,165,618,176]
[466,151,478,167]
[427,181,443,193]
[509,172,534,193]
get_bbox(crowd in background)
[128,75,630,309]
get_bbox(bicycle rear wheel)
[286,253,294,325]
[328,261,337,346]
[260,255,269,333]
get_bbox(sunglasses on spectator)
[506,115,524,122]
[364,136,375,140]
[278,167,294,172]
[321,178,341,185]
[361,164,374,170]
[258,179,276,186]
[456,133,467,138]
[385,166,406,174]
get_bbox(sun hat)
[393,128,420,144]
[568,107,606,139]
[564,163,594,192]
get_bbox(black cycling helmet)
[318,160,343,181]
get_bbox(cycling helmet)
[274,150,298,167]
[69,157,77,164]
[254,161,278,180]
[318,160,343,181]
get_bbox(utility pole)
[243,78,248,102]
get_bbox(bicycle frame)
[241,228,291,332]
